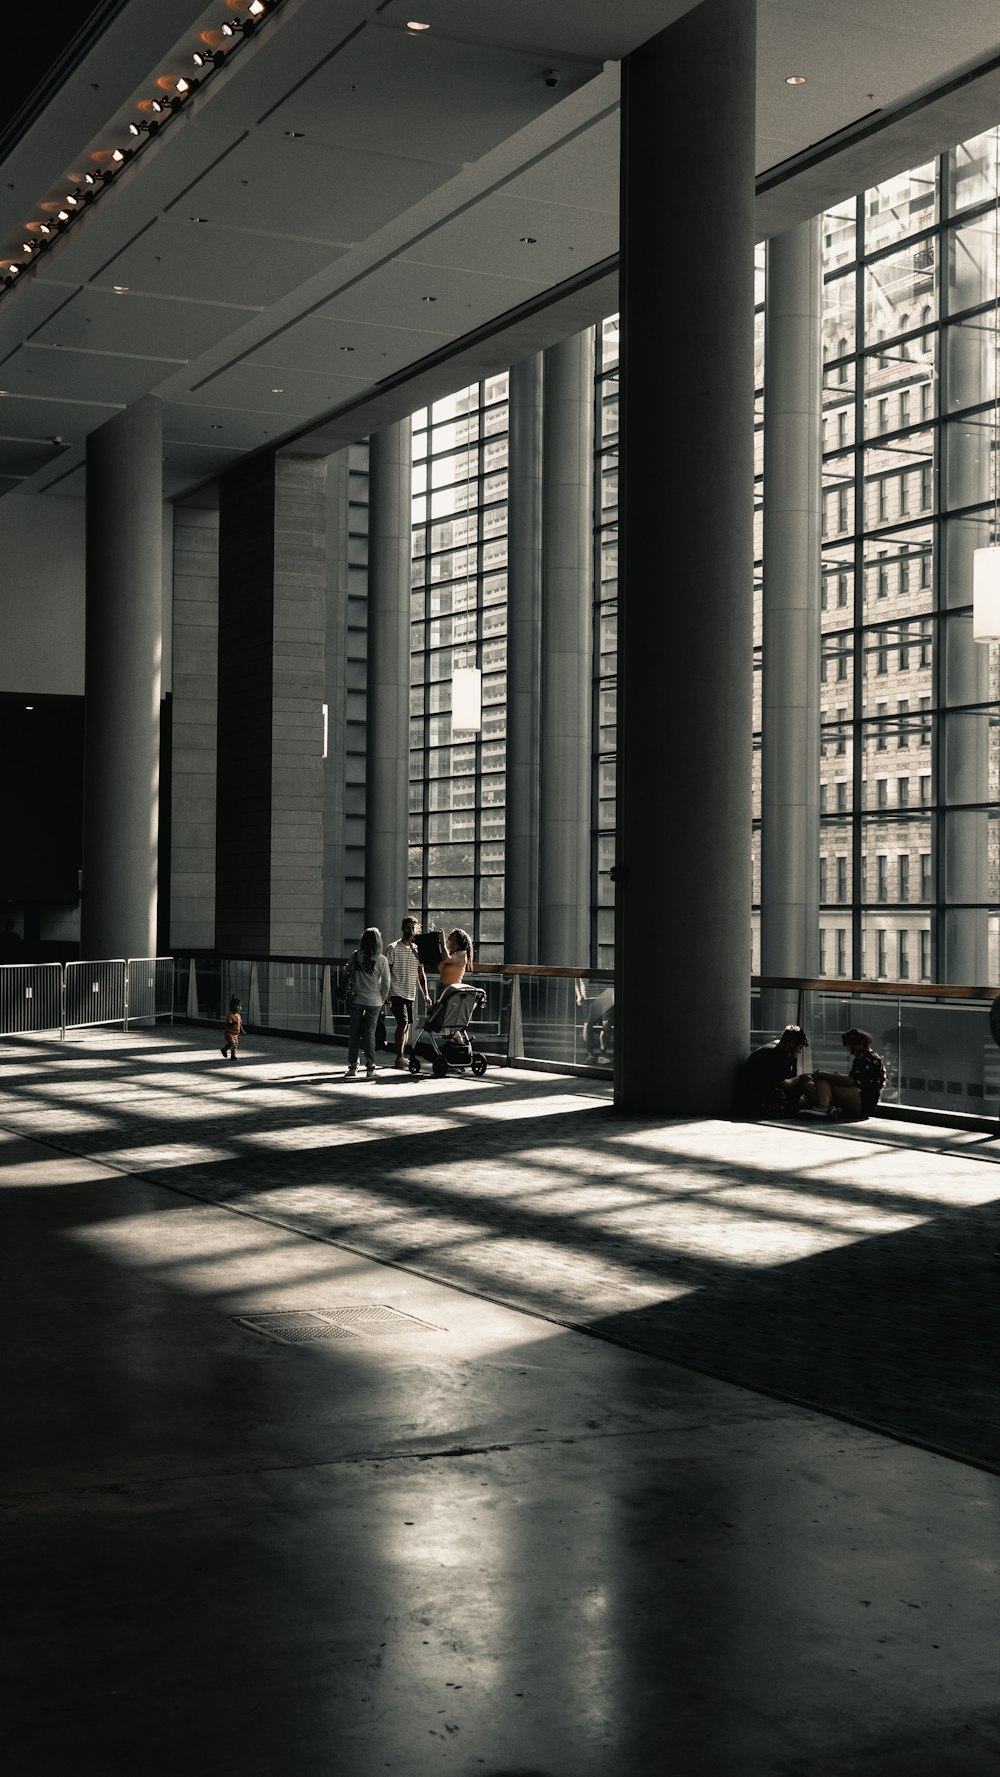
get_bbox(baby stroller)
[408,984,488,1078]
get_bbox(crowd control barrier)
[0,958,174,1040]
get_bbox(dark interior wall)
[0,693,83,902]
[216,454,276,952]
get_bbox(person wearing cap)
[736,1024,811,1120]
[802,1028,886,1121]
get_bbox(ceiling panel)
[316,258,551,335]
[375,0,699,63]
[401,193,618,285]
[163,401,303,450]
[0,343,176,407]
[28,287,257,359]
[182,359,366,414]
[171,134,462,247]
[0,282,76,367]
[245,312,452,378]
[161,440,242,481]
[176,0,376,138]
[0,439,67,478]
[503,113,619,214]
[28,121,248,290]
[0,392,120,445]
[94,216,345,307]
[264,23,598,165]
[756,2,1000,159]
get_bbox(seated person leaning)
[737,1024,811,1119]
[800,1027,886,1122]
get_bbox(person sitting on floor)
[736,1024,811,1120]
[800,1027,886,1122]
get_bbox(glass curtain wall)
[818,130,1000,983]
[404,126,1000,985]
[409,378,509,963]
[594,318,619,968]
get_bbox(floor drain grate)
[232,1305,442,1345]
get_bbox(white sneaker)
[395,1057,407,1069]
[366,1066,377,1080]
[344,1067,358,1079]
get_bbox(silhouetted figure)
[0,919,25,964]
[221,996,243,1060]
[801,1027,886,1122]
[737,1024,811,1119]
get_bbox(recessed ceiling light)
[407,20,431,30]
[271,386,284,393]
[340,344,355,352]
[421,294,437,302]
[284,130,304,138]
[519,236,537,245]
[112,285,129,293]
[211,423,223,430]
[191,216,208,223]
[25,705,33,710]
[785,74,806,85]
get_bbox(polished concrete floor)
[2,1028,999,1776]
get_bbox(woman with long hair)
[438,927,473,988]
[345,927,390,1079]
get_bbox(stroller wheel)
[471,1053,487,1077]
[408,1055,421,1074]
[432,1055,449,1079]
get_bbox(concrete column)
[505,353,544,962]
[82,397,163,959]
[538,330,595,966]
[615,0,756,1114]
[365,421,411,940]
[760,218,822,1028]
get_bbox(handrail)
[755,975,997,1002]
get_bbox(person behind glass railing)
[801,1027,885,1122]
[435,928,474,1054]
[438,927,473,988]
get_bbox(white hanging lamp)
[452,664,482,732]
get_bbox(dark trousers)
[348,1004,379,1069]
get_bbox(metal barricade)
[126,957,175,1028]
[0,963,64,1036]
[63,959,127,1035]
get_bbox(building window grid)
[403,137,1000,979]
[408,381,510,961]
[820,134,1000,981]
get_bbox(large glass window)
[409,378,509,962]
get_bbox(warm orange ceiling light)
[785,73,807,85]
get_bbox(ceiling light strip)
[0,0,288,298]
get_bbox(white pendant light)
[452,666,482,732]
[973,543,1000,638]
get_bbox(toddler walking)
[221,995,243,1060]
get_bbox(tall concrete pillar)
[365,421,412,940]
[82,397,163,959]
[615,0,756,1114]
[538,331,595,966]
[504,353,544,962]
[760,218,822,1027]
